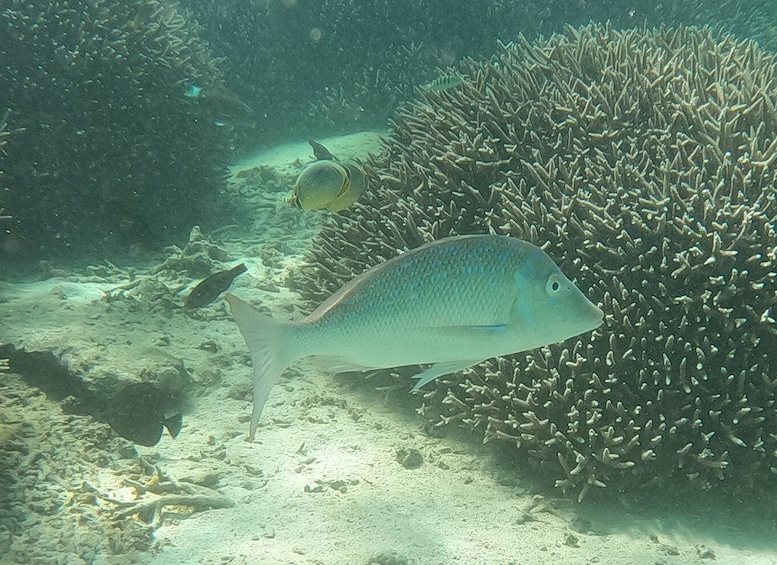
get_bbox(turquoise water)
[2,1,777,564]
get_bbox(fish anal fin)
[411,359,483,392]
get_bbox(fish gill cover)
[295,24,777,502]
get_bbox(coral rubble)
[0,373,154,561]
[296,24,777,500]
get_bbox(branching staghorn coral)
[0,1,229,253]
[295,24,777,501]
[177,0,776,146]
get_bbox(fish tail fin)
[162,414,183,439]
[225,294,295,441]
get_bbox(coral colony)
[298,25,777,501]
[0,1,229,253]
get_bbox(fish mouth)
[572,299,604,334]
[587,302,605,330]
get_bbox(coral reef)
[0,0,231,255]
[295,24,777,500]
[2,0,769,257]
[179,0,479,141]
[179,0,776,147]
[0,110,11,225]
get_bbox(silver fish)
[227,235,603,440]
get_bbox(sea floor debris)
[84,467,233,530]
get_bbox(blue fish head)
[514,248,603,344]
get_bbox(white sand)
[229,132,385,178]
[1,132,776,565]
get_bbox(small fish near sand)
[185,263,247,309]
[290,160,350,210]
[227,234,603,441]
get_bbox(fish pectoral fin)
[411,359,483,392]
[469,324,508,333]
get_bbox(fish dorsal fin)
[305,259,393,321]
[309,139,336,161]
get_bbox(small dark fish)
[106,383,184,447]
[183,84,255,128]
[420,73,464,92]
[185,263,247,309]
[309,139,336,161]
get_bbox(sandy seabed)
[1,132,776,565]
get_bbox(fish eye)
[545,274,563,296]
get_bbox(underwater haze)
[2,0,777,563]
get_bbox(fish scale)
[306,238,522,328]
[293,251,530,368]
[227,234,603,440]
